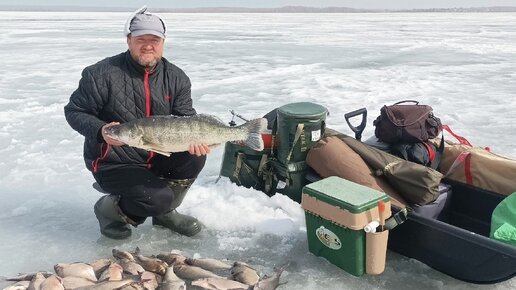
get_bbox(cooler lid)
[303,176,388,213]
[278,102,327,118]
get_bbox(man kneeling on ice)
[64,7,209,239]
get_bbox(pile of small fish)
[2,247,287,290]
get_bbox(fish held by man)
[104,114,268,156]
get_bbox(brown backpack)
[374,100,441,143]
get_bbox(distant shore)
[1,5,516,13]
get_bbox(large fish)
[104,114,267,156]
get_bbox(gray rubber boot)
[94,195,137,240]
[152,178,202,237]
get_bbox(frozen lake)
[0,11,515,290]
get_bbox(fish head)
[105,123,143,146]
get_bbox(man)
[64,7,209,239]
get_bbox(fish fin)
[239,118,268,133]
[208,144,221,149]
[140,138,172,156]
[151,149,171,157]
[239,118,267,151]
[196,114,227,126]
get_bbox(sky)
[2,0,516,9]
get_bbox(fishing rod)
[228,109,249,126]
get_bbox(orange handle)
[378,200,386,231]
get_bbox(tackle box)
[301,176,391,276]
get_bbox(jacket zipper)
[144,69,155,168]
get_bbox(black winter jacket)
[64,51,196,173]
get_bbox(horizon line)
[1,5,516,13]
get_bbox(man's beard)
[137,55,159,68]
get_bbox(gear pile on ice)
[1,247,287,290]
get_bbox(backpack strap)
[393,100,419,105]
[286,123,305,162]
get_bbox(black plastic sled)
[333,108,516,284]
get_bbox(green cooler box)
[301,176,391,276]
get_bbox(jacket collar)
[125,50,163,76]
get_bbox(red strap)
[464,152,473,184]
[444,151,474,185]
[441,125,477,185]
[423,142,435,161]
[441,124,473,146]
[445,151,469,177]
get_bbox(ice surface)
[0,11,515,289]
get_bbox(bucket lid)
[278,102,327,118]
[303,176,389,213]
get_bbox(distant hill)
[1,5,516,13]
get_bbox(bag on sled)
[306,135,408,208]
[434,125,516,196]
[490,192,516,246]
[324,129,443,205]
[219,141,277,196]
[389,140,443,170]
[373,100,441,143]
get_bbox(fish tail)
[240,118,267,151]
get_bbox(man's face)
[127,34,164,68]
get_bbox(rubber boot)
[94,195,137,240]
[152,178,202,237]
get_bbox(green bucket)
[276,102,328,163]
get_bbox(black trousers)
[93,152,206,220]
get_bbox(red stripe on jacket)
[144,70,155,168]
[92,143,111,173]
